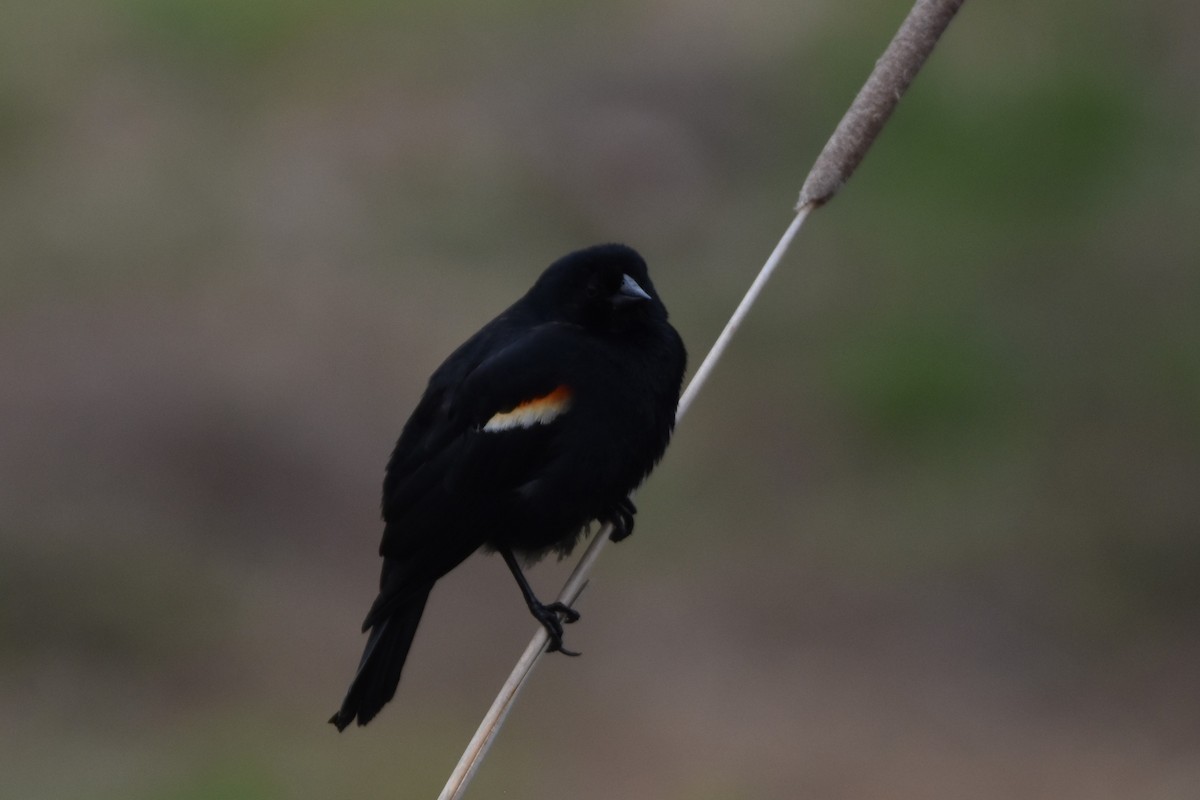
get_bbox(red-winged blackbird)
[330,244,687,730]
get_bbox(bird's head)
[529,244,669,333]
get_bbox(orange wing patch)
[482,385,574,433]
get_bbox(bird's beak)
[615,274,652,304]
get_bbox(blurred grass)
[1,0,1198,798]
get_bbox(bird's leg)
[499,546,581,656]
[608,497,637,543]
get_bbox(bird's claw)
[533,601,581,657]
[608,498,637,543]
[545,601,581,624]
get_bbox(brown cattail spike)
[797,0,967,209]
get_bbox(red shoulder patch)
[482,385,573,432]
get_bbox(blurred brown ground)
[1,1,1198,798]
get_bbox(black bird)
[330,244,686,730]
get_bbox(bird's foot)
[532,601,581,656]
[608,498,637,543]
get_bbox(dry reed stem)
[439,1,966,797]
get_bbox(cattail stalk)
[439,1,966,797]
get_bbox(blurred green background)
[2,1,1197,798]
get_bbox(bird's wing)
[379,322,586,557]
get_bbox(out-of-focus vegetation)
[2,1,1197,798]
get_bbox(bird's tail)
[329,585,431,731]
